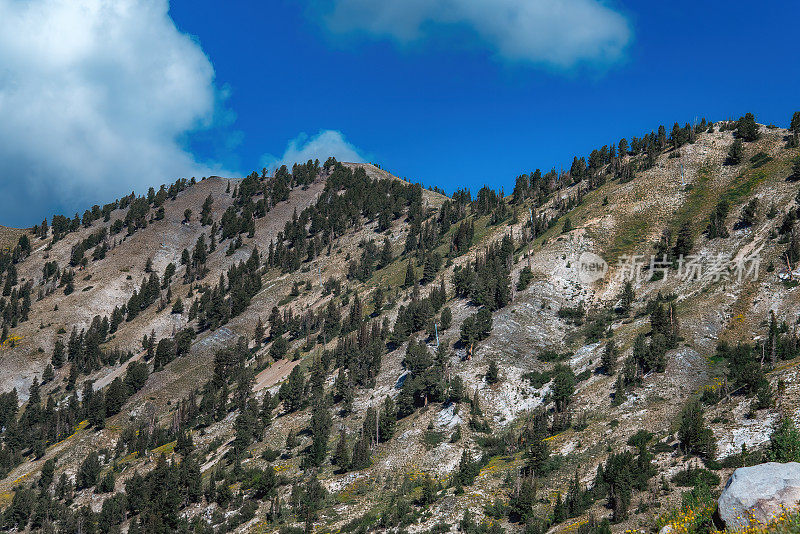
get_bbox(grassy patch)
[669,161,769,249]
[335,476,373,504]
[277,294,296,306]
[750,151,773,168]
[0,226,25,253]
[719,170,768,207]
[603,216,652,263]
[673,163,714,228]
[374,257,412,289]
[422,430,446,449]
[152,440,176,455]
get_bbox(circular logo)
[576,252,608,283]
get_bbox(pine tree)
[791,111,800,135]
[601,340,617,375]
[707,200,730,238]
[677,399,716,459]
[403,261,416,288]
[440,306,452,330]
[88,389,106,428]
[254,317,265,346]
[551,364,576,412]
[97,471,115,493]
[285,429,298,450]
[602,452,636,522]
[737,112,760,142]
[517,266,533,291]
[789,158,800,182]
[76,452,101,489]
[52,339,65,368]
[768,416,800,462]
[673,221,694,259]
[260,391,274,428]
[373,286,384,316]
[333,427,350,470]
[28,376,41,405]
[486,360,500,384]
[380,237,393,268]
[350,435,371,469]
[726,138,744,165]
[378,396,396,441]
[308,400,332,466]
[39,458,55,489]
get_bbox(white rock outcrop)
[717,462,800,530]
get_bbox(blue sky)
[0,0,798,226]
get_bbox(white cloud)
[318,0,632,68]
[262,130,366,170]
[0,0,228,225]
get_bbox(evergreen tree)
[737,112,760,141]
[551,364,576,412]
[517,266,533,291]
[378,395,396,441]
[707,200,730,238]
[254,317,265,346]
[789,158,800,182]
[97,471,115,493]
[350,435,371,469]
[52,339,65,368]
[726,138,744,165]
[737,198,759,228]
[486,359,500,384]
[87,386,106,428]
[36,458,55,491]
[279,365,305,413]
[440,306,452,330]
[403,261,416,288]
[788,112,800,146]
[673,221,694,258]
[791,111,800,136]
[380,237,393,268]
[768,416,800,462]
[308,400,332,466]
[677,399,716,459]
[602,452,636,522]
[42,363,55,384]
[601,340,617,375]
[260,391,274,428]
[76,452,101,489]
[28,376,41,405]
[333,427,350,470]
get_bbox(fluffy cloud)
[0,0,226,225]
[318,0,631,68]
[262,130,366,170]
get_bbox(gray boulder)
[718,462,800,530]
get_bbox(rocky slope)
[0,118,799,533]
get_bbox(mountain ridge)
[0,117,799,533]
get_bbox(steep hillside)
[0,226,25,254]
[1,116,800,534]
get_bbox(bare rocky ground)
[1,126,800,532]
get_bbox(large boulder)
[717,462,800,530]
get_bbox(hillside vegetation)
[0,113,800,533]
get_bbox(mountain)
[0,116,799,533]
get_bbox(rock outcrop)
[718,462,800,530]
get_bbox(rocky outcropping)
[717,462,800,530]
